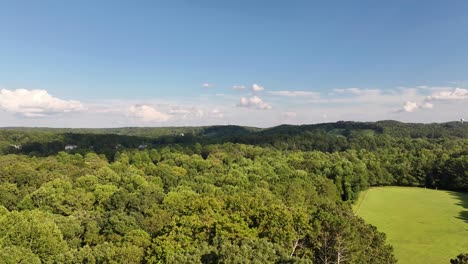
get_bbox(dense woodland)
[0,121,466,263]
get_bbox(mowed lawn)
[354,187,468,264]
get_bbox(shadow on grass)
[449,191,468,223]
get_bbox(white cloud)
[168,106,205,118]
[0,89,85,117]
[426,88,468,100]
[269,90,320,98]
[333,88,364,94]
[252,84,265,92]
[335,88,381,96]
[332,88,382,96]
[402,101,419,112]
[237,96,272,109]
[314,88,439,110]
[232,85,246,90]
[400,101,434,113]
[308,87,438,114]
[168,109,192,115]
[421,102,434,109]
[1,85,465,128]
[202,83,214,88]
[128,105,170,122]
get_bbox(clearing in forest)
[354,187,468,264]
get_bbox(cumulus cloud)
[269,90,320,98]
[128,105,170,122]
[400,101,433,113]
[252,84,265,92]
[1,84,464,127]
[202,83,214,88]
[0,88,85,117]
[426,88,468,100]
[402,101,419,112]
[395,87,467,113]
[421,102,434,109]
[237,96,272,109]
[232,85,246,90]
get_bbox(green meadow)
[354,187,468,264]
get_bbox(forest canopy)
[0,121,466,263]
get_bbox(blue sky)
[0,0,467,127]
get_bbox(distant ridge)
[1,120,466,139]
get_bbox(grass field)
[354,187,468,264]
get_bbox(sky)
[0,0,467,127]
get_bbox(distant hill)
[1,120,466,138]
[0,120,466,157]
